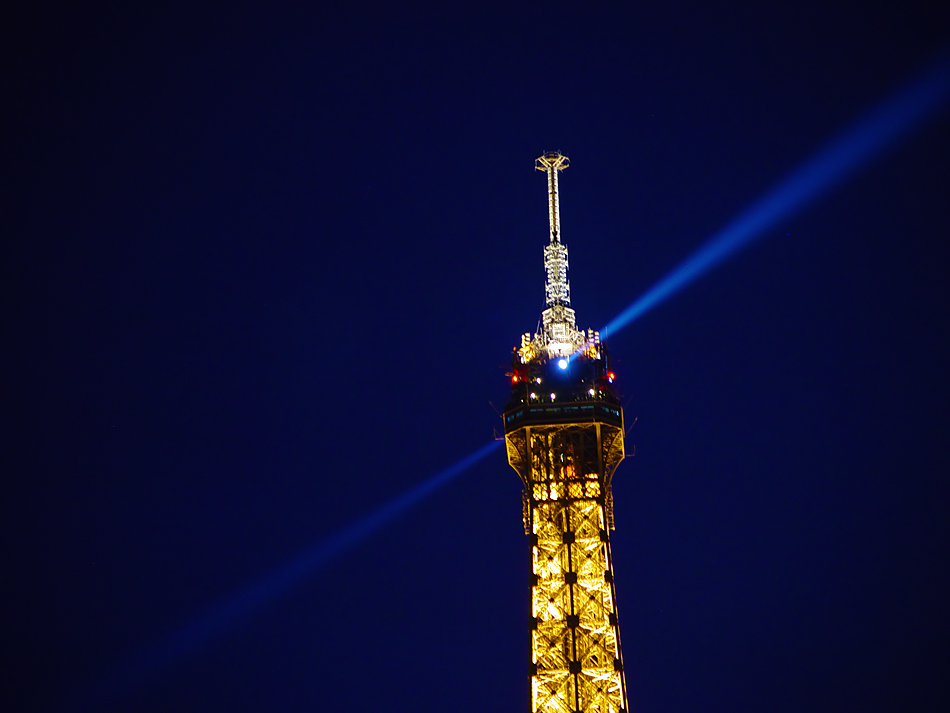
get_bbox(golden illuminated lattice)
[505,422,627,713]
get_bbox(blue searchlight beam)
[603,53,950,338]
[55,439,502,712]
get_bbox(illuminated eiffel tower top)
[523,152,598,362]
[504,153,628,713]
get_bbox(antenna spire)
[522,151,593,360]
[537,151,569,244]
[535,152,571,307]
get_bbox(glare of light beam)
[54,439,502,712]
[602,53,950,338]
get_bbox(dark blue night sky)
[4,3,950,712]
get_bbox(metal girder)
[506,421,628,713]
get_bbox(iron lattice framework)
[504,153,629,713]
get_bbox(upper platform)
[504,337,622,434]
[503,399,622,432]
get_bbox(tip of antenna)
[535,152,570,171]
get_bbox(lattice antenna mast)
[531,152,588,359]
[537,152,571,308]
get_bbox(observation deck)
[504,399,622,431]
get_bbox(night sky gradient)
[4,3,950,712]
